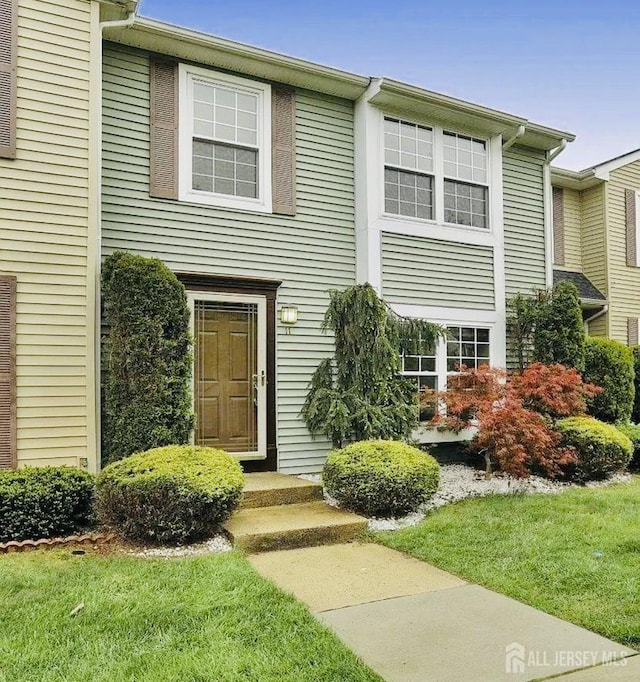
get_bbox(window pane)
[477,329,489,343]
[384,117,432,172]
[443,180,488,228]
[446,326,491,375]
[443,131,487,184]
[192,140,258,198]
[403,356,419,372]
[384,168,433,219]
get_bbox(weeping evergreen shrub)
[533,281,585,372]
[102,251,194,464]
[301,284,443,446]
[583,338,634,423]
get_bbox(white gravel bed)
[300,465,634,532]
[130,533,232,559]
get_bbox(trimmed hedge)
[556,416,633,481]
[583,338,634,423]
[616,422,640,470]
[0,467,95,543]
[323,439,440,518]
[96,445,244,543]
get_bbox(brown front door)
[193,297,265,456]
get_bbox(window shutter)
[0,0,17,159]
[0,276,16,469]
[625,189,638,267]
[628,318,639,347]
[149,57,178,200]
[552,186,565,266]
[271,88,296,216]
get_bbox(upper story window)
[383,117,489,230]
[179,65,272,212]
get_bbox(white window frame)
[178,64,272,213]
[380,113,492,232]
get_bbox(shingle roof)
[553,270,607,302]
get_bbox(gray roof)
[553,270,606,302]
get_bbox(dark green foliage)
[323,440,440,517]
[556,416,633,481]
[0,467,95,542]
[583,338,635,423]
[301,284,443,446]
[616,422,640,469]
[533,281,585,371]
[96,445,244,544]
[631,346,640,423]
[506,291,547,371]
[102,251,194,464]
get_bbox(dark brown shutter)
[552,186,565,266]
[271,88,296,216]
[0,276,16,469]
[628,318,639,347]
[0,0,17,159]
[626,189,638,267]
[149,57,178,199]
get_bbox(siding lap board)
[380,232,495,309]
[502,146,546,296]
[101,43,356,474]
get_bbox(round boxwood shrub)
[323,439,439,518]
[556,416,633,481]
[583,338,634,423]
[616,422,640,470]
[96,445,244,543]
[0,467,95,543]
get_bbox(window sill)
[179,189,273,214]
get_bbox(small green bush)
[631,346,640,423]
[616,422,640,470]
[323,440,440,517]
[556,416,633,481]
[583,338,635,423]
[0,467,95,543]
[96,445,244,543]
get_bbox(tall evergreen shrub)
[301,283,442,446]
[533,281,585,371]
[632,346,640,423]
[583,338,634,423]
[102,251,194,464]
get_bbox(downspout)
[583,304,609,333]
[543,138,569,287]
[91,8,136,470]
[502,124,525,151]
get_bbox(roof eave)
[550,166,602,190]
[102,17,370,100]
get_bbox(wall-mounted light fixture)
[279,305,299,333]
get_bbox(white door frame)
[187,291,267,460]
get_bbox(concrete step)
[241,472,323,509]
[223,501,367,553]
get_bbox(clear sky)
[138,0,640,170]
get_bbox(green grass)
[376,478,640,647]
[0,550,379,682]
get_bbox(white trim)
[187,291,267,460]
[543,162,554,287]
[593,148,640,180]
[635,191,640,268]
[178,64,272,213]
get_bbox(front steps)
[223,473,367,553]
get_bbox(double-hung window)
[401,326,491,422]
[180,66,272,211]
[383,117,489,229]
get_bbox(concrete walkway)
[249,542,637,682]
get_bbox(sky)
[138,0,640,170]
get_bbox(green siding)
[101,43,356,473]
[503,145,547,296]
[381,232,495,309]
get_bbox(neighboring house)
[551,150,640,343]
[100,14,573,472]
[0,0,575,474]
[0,0,116,473]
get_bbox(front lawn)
[0,550,379,682]
[376,478,640,647]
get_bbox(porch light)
[279,305,299,332]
